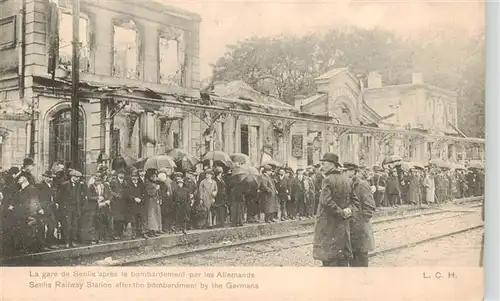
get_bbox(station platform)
[1,196,481,265]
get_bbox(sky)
[157,0,485,80]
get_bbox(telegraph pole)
[70,0,80,170]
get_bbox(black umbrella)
[229,166,262,194]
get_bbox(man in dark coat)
[109,170,128,239]
[385,169,401,207]
[291,169,308,219]
[259,165,279,223]
[11,172,43,254]
[344,163,376,267]
[1,167,20,255]
[36,170,58,250]
[275,168,290,221]
[126,169,146,238]
[213,166,228,227]
[313,153,353,267]
[58,169,85,248]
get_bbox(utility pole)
[70,0,80,170]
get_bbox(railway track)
[115,205,482,266]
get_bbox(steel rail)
[114,208,479,266]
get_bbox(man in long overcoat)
[109,170,128,239]
[126,169,146,238]
[275,168,290,220]
[313,153,353,267]
[36,170,58,250]
[344,163,376,267]
[58,169,85,248]
[259,165,279,223]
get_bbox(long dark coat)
[214,176,227,208]
[259,174,279,214]
[36,181,57,224]
[109,179,127,221]
[173,185,191,225]
[58,180,84,217]
[275,176,290,202]
[350,176,375,252]
[312,170,353,262]
[126,180,145,219]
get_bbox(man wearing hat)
[343,162,376,267]
[126,168,146,238]
[36,170,58,250]
[109,169,128,239]
[213,166,227,227]
[259,165,279,223]
[59,169,85,248]
[312,153,353,267]
[21,157,36,185]
[275,167,290,221]
[13,171,44,253]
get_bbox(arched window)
[49,109,85,172]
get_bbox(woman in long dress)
[143,169,162,236]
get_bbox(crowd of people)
[0,153,484,259]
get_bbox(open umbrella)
[134,155,176,170]
[229,165,262,194]
[410,162,425,170]
[399,162,412,171]
[230,153,251,165]
[165,148,200,171]
[111,155,137,171]
[261,159,282,168]
[202,151,234,169]
[382,155,403,165]
[202,150,231,163]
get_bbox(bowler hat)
[42,170,55,178]
[23,157,34,166]
[320,153,341,166]
[69,169,83,177]
[343,162,359,170]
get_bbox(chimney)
[412,72,424,84]
[294,95,306,109]
[367,72,382,89]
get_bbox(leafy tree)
[211,26,485,137]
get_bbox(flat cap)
[69,169,83,177]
